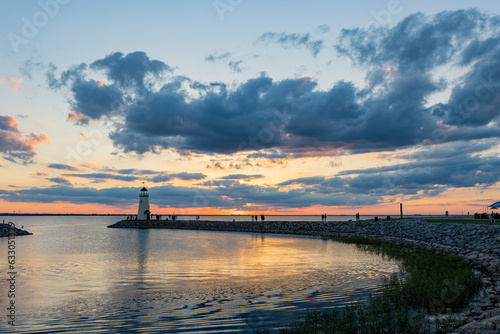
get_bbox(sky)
[0,0,499,215]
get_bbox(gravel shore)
[108,219,500,333]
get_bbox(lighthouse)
[137,187,150,220]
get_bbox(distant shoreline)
[0,213,478,217]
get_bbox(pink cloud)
[0,115,20,132]
[0,115,49,163]
[0,77,24,90]
[66,111,90,124]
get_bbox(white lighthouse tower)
[137,187,150,220]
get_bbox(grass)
[272,236,482,334]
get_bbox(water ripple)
[0,216,399,333]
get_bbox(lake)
[0,216,399,333]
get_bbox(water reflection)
[0,216,399,333]
[136,229,150,277]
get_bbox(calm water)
[0,216,399,333]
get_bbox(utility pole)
[400,203,403,219]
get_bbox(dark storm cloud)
[69,80,124,121]
[90,51,173,92]
[335,8,500,140]
[50,10,500,159]
[46,62,88,89]
[46,52,171,123]
[443,46,500,127]
[110,74,301,154]
[336,9,488,72]
[257,32,323,57]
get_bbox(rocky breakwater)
[108,219,500,333]
[0,222,32,237]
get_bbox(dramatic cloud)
[47,52,171,124]
[48,11,500,162]
[0,115,49,163]
[336,9,489,72]
[335,141,500,198]
[3,141,499,209]
[0,181,380,209]
[68,79,124,122]
[90,51,173,92]
[337,9,500,129]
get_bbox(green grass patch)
[274,235,483,334]
[341,235,382,246]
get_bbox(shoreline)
[109,219,500,333]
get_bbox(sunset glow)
[1,1,499,216]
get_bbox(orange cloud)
[97,80,111,87]
[0,115,20,132]
[0,77,24,90]
[66,111,90,124]
[0,115,49,163]
[24,132,50,146]
[9,77,23,90]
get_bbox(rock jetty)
[0,222,32,237]
[108,219,500,333]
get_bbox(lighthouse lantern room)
[138,187,150,220]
